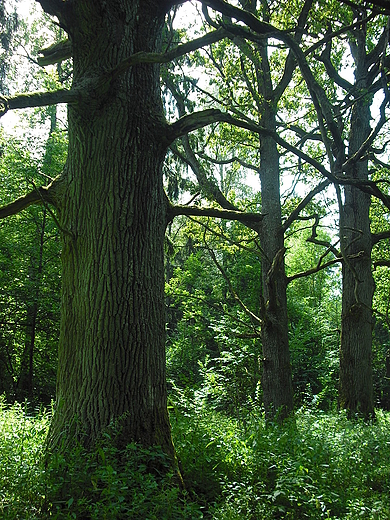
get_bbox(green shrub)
[0,396,202,519]
[0,396,49,519]
[169,391,390,520]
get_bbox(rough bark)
[239,1,294,420]
[259,106,294,420]
[339,46,375,419]
[45,0,176,457]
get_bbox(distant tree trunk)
[259,106,294,420]
[46,0,175,459]
[254,25,293,419]
[384,351,390,410]
[339,52,374,419]
[17,301,37,402]
[17,210,46,403]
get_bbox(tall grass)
[1,393,390,519]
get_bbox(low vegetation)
[1,395,389,519]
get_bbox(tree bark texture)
[255,35,294,419]
[47,0,175,455]
[339,50,375,419]
[259,107,294,419]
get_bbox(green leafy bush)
[169,391,390,520]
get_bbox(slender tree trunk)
[384,351,390,410]
[47,0,175,458]
[236,0,293,420]
[259,107,293,419]
[242,7,293,419]
[339,54,374,419]
[17,210,46,403]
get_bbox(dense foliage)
[1,0,390,517]
[1,396,390,519]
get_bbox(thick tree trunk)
[339,61,374,419]
[47,0,175,457]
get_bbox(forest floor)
[1,395,389,519]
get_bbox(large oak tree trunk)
[47,0,175,456]
[339,57,374,419]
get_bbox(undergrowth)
[170,392,390,519]
[1,394,390,519]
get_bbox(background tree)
[0,131,62,404]
[165,0,331,419]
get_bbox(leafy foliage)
[171,392,390,519]
[3,395,390,520]
[0,397,202,519]
[0,0,18,94]
[0,131,62,404]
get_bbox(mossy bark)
[46,0,176,459]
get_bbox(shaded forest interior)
[1,0,390,518]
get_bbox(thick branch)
[282,180,331,232]
[200,0,280,38]
[338,0,390,14]
[111,28,227,80]
[343,84,389,169]
[38,40,72,66]
[287,257,342,284]
[274,0,313,101]
[35,0,72,30]
[166,108,225,143]
[372,229,390,245]
[0,191,43,219]
[167,204,265,223]
[0,89,77,117]
[0,178,61,219]
[373,259,390,268]
[318,31,353,91]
